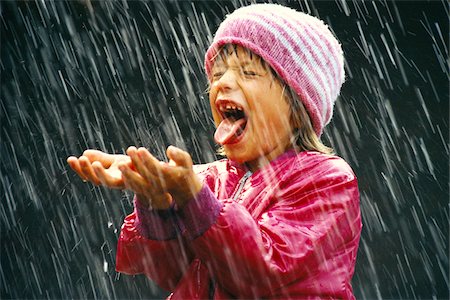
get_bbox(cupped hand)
[119,146,202,209]
[67,150,131,189]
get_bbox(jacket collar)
[227,148,301,175]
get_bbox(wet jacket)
[116,150,362,299]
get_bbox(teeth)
[218,102,244,114]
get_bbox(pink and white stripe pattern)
[205,4,345,136]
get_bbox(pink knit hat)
[204,4,345,136]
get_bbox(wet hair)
[282,85,334,155]
[211,44,333,156]
[214,44,256,62]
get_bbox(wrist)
[175,184,222,240]
[136,193,172,210]
[135,194,151,208]
[173,178,203,208]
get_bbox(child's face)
[209,45,294,171]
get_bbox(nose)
[212,68,238,92]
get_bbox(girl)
[68,4,361,299]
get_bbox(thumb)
[166,145,192,169]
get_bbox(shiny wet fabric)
[116,150,362,299]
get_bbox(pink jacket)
[116,150,362,299]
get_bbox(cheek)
[208,85,216,103]
[208,87,217,108]
[252,106,290,136]
[211,111,221,127]
[251,102,277,126]
[208,94,221,126]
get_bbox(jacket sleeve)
[115,165,220,291]
[176,158,362,298]
[115,198,193,291]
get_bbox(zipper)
[232,170,253,201]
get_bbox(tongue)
[214,118,247,145]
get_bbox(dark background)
[1,0,448,299]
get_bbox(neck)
[245,146,294,172]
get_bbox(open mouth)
[214,102,248,145]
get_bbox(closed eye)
[243,70,257,76]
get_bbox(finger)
[92,161,108,184]
[92,161,124,189]
[122,174,143,195]
[121,173,139,194]
[79,156,101,185]
[119,163,148,194]
[166,145,193,169]
[137,147,162,171]
[82,149,116,168]
[67,156,88,182]
[120,166,139,193]
[138,148,166,190]
[137,147,161,178]
[127,147,152,181]
[126,146,143,173]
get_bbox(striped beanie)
[204,4,345,136]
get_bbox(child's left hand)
[118,145,203,210]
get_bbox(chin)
[225,150,258,167]
[223,148,246,163]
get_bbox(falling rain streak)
[0,0,448,299]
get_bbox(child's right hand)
[67,150,131,189]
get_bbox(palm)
[67,150,131,189]
[104,154,130,185]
